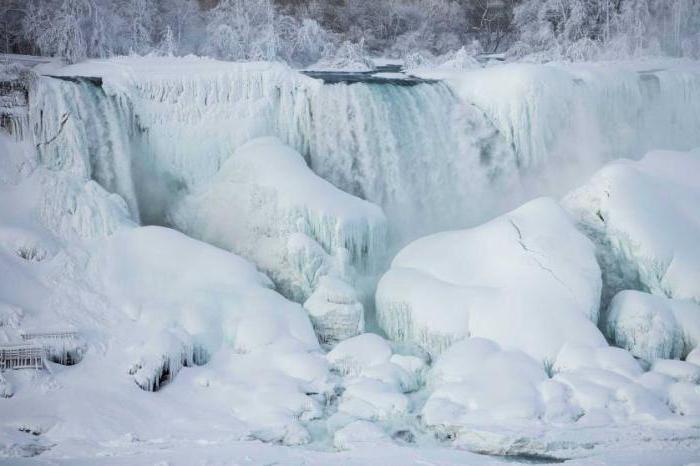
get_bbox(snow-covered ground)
[1,56,700,465]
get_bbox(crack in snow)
[508,218,581,308]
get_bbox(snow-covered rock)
[337,377,410,421]
[553,343,643,380]
[376,197,604,361]
[606,290,700,362]
[668,383,700,416]
[422,338,548,432]
[651,360,700,384]
[333,420,391,451]
[304,276,364,346]
[327,333,392,377]
[564,149,700,305]
[171,137,387,301]
[687,348,700,366]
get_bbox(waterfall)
[26,60,700,246]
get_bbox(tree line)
[1,0,698,66]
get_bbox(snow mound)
[304,276,364,347]
[564,149,700,305]
[422,338,547,432]
[376,197,604,361]
[171,137,387,301]
[338,377,410,421]
[607,290,700,363]
[89,226,319,355]
[327,333,392,377]
[651,360,700,384]
[553,343,643,380]
[333,420,391,450]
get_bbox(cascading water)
[303,81,516,238]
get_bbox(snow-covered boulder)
[333,420,391,451]
[651,360,700,384]
[327,333,392,377]
[564,149,700,305]
[553,343,643,380]
[687,348,700,366]
[337,377,410,421]
[422,338,548,432]
[376,197,604,361]
[171,137,387,301]
[304,276,364,347]
[606,290,700,362]
[668,383,700,416]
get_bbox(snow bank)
[607,290,700,363]
[564,149,700,305]
[376,197,604,361]
[327,333,392,377]
[170,137,387,301]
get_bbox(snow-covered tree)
[203,0,278,61]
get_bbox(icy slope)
[170,137,387,302]
[563,149,700,306]
[376,197,604,361]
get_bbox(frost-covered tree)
[22,0,95,62]
[203,0,278,61]
[117,0,157,55]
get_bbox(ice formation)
[564,149,700,306]
[304,276,365,346]
[417,62,700,177]
[606,290,700,363]
[170,137,387,301]
[376,197,604,361]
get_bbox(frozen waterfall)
[27,58,700,250]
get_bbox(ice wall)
[115,59,515,239]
